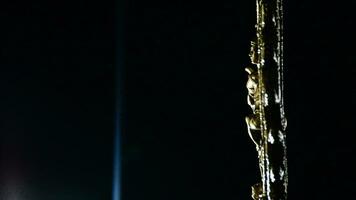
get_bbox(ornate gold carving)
[245,0,287,199]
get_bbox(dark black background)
[0,0,115,199]
[1,0,355,199]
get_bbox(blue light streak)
[113,1,125,199]
[113,123,121,200]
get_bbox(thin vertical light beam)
[113,122,121,200]
[113,0,125,199]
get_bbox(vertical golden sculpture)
[245,0,287,199]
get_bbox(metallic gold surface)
[245,0,287,199]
